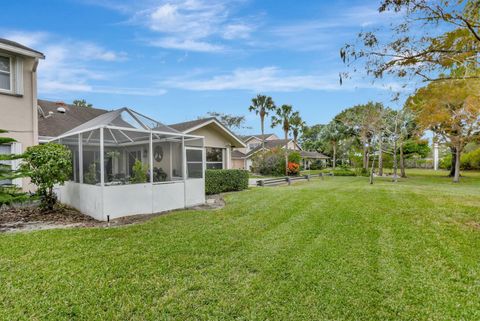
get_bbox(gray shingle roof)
[300,151,329,159]
[38,100,108,138]
[243,133,275,142]
[169,117,216,132]
[232,150,246,158]
[245,139,291,157]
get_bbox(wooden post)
[287,177,291,185]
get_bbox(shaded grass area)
[1,170,479,320]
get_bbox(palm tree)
[320,120,348,170]
[249,95,276,149]
[271,104,294,175]
[290,112,305,151]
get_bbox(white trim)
[0,53,13,94]
[0,42,45,59]
[182,118,246,148]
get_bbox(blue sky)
[2,0,404,136]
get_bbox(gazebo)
[51,108,206,221]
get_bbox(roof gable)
[169,118,246,148]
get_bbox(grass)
[1,169,480,320]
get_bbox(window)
[206,147,223,169]
[0,55,11,91]
[248,143,260,151]
[0,144,12,185]
[186,148,204,179]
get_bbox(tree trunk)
[453,145,461,183]
[393,139,398,183]
[449,146,456,177]
[332,142,336,170]
[378,137,383,176]
[370,149,376,185]
[400,144,406,178]
[285,130,289,176]
[363,144,369,169]
[260,114,265,150]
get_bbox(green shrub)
[440,154,452,170]
[205,169,249,195]
[461,148,480,170]
[21,143,72,210]
[251,149,285,176]
[288,151,302,164]
[131,160,148,184]
[354,167,370,177]
[321,169,357,176]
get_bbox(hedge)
[205,169,249,195]
[321,169,357,176]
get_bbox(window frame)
[0,53,13,93]
[205,147,224,170]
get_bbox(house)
[0,38,44,190]
[232,133,329,170]
[51,108,206,221]
[169,118,246,170]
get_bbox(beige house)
[233,133,328,171]
[0,39,44,189]
[169,118,246,169]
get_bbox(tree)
[341,0,480,88]
[406,79,480,182]
[335,102,384,170]
[319,120,348,169]
[21,143,72,210]
[290,112,306,151]
[73,99,93,108]
[0,130,27,205]
[271,104,295,176]
[249,95,276,149]
[301,124,325,151]
[203,112,250,130]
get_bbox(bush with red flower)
[287,162,300,175]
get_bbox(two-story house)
[0,39,44,190]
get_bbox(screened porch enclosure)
[52,108,206,221]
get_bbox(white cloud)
[223,24,252,40]
[160,66,406,93]
[1,30,164,96]
[149,38,224,52]
[130,0,254,52]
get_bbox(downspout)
[32,58,39,145]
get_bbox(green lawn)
[1,170,480,320]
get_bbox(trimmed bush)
[322,169,357,176]
[205,169,249,195]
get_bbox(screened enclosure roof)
[62,108,181,137]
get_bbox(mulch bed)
[0,206,98,225]
[0,195,226,233]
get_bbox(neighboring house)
[169,118,246,170]
[232,133,329,171]
[0,39,45,190]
